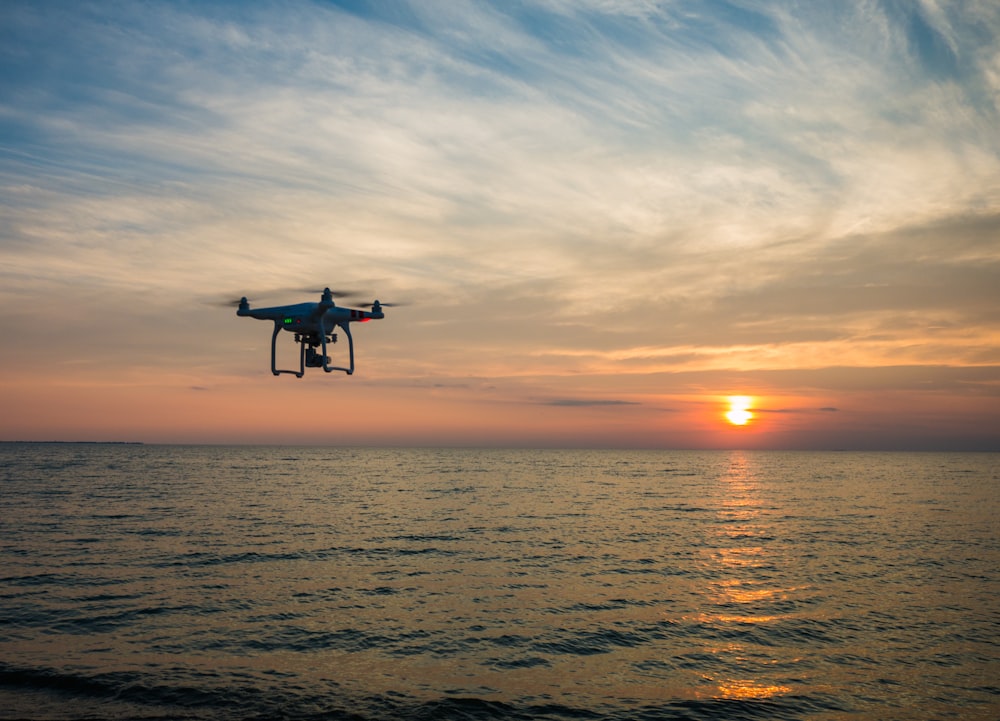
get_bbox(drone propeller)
[301,287,367,299]
[350,299,407,309]
[212,297,249,308]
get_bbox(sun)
[725,396,754,426]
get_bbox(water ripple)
[1,445,997,720]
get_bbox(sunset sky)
[2,0,998,449]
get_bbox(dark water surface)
[1,444,997,720]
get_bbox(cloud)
[754,406,839,414]
[542,399,640,407]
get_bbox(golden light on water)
[716,678,792,700]
[725,396,754,426]
[699,451,791,704]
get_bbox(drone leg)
[345,323,355,374]
[270,323,281,376]
[270,322,304,377]
[324,322,354,375]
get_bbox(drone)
[236,288,390,377]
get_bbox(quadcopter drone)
[236,288,390,377]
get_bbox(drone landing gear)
[322,322,354,375]
[269,322,355,377]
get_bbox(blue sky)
[1,0,998,448]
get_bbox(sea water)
[0,444,997,720]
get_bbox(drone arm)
[324,321,354,375]
[270,321,305,378]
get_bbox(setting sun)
[726,396,754,426]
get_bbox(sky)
[1,0,999,450]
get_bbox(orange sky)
[1,1,998,449]
[3,360,997,449]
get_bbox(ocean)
[0,444,997,720]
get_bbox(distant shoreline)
[0,440,144,445]
[1,441,996,452]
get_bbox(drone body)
[237,288,385,377]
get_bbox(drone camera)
[305,347,330,368]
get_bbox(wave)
[0,661,846,721]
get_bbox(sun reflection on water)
[697,451,796,703]
[715,678,793,700]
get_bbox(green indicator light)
[284,318,294,324]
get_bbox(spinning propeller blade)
[350,300,407,309]
[301,287,367,299]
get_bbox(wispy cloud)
[541,399,640,407]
